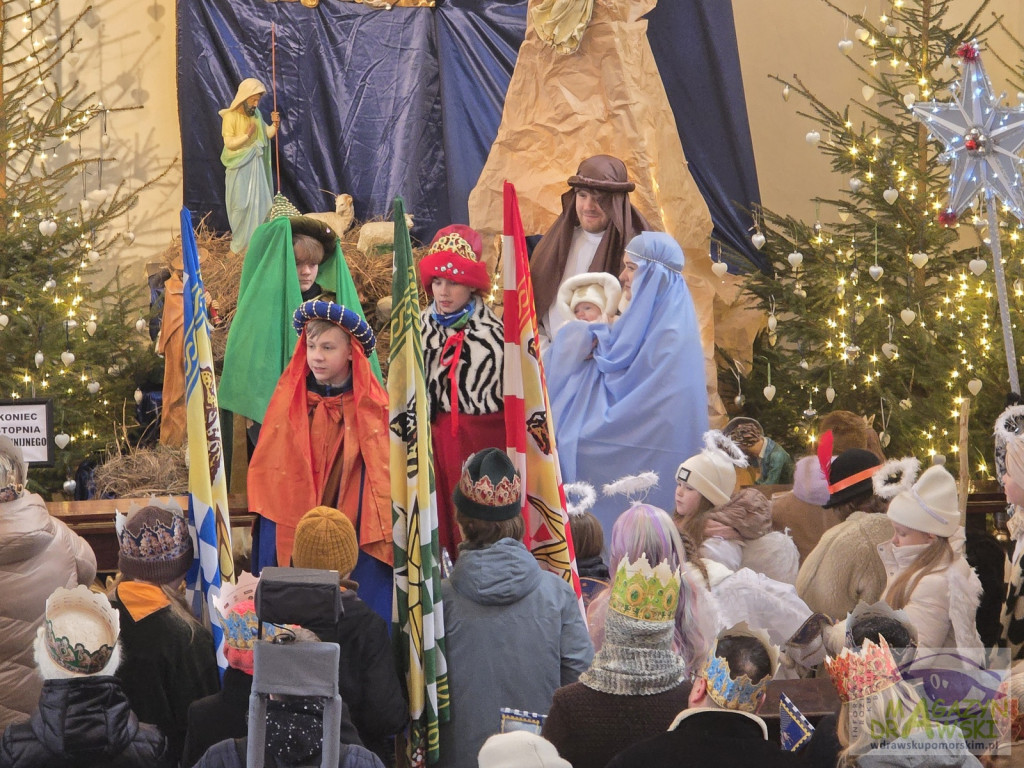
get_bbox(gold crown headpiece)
[825,636,903,703]
[609,554,681,623]
[428,232,479,263]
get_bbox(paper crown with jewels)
[211,573,290,673]
[702,623,780,712]
[43,585,120,676]
[608,554,680,624]
[419,224,491,295]
[115,498,194,584]
[825,636,903,703]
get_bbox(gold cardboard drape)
[469,0,760,424]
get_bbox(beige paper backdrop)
[468,0,761,424]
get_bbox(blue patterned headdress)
[703,622,780,712]
[293,299,375,357]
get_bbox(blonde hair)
[305,319,349,343]
[884,537,953,610]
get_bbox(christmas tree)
[0,0,164,493]
[734,0,1024,479]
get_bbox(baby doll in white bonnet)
[556,272,622,325]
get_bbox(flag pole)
[271,23,281,194]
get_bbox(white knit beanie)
[676,432,745,507]
[886,464,960,537]
[478,732,571,768]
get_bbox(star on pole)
[912,41,1024,224]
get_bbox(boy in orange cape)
[247,299,393,619]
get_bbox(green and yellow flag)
[389,197,448,766]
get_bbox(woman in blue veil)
[546,232,708,544]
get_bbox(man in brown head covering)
[531,155,650,340]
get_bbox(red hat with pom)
[418,224,491,296]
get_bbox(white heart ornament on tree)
[855,28,869,41]
[767,314,778,332]
[86,320,97,336]
[849,178,863,192]
[763,385,777,402]
[969,259,987,276]
[34,351,44,368]
[60,351,75,366]
[826,387,836,404]
[135,318,147,333]
[861,85,876,101]
[869,265,884,281]
[87,381,100,394]
[134,388,144,405]
[54,433,70,449]
[123,231,135,246]
[911,252,929,269]
[63,478,77,495]
[38,219,56,236]
[879,431,891,448]
[883,188,899,204]
[711,262,728,278]
[751,233,766,250]
[787,251,804,269]
[882,342,898,359]
[838,39,853,54]
[900,308,916,325]
[805,131,821,145]
[968,378,983,396]
[903,92,916,108]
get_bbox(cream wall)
[79,0,1024,285]
[733,0,1024,224]
[61,0,182,285]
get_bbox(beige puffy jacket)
[795,511,893,621]
[0,492,96,731]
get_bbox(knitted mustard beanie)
[293,506,359,576]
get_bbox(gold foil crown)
[428,232,478,263]
[609,554,681,623]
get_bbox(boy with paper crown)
[555,271,621,327]
[246,300,393,621]
[606,623,797,768]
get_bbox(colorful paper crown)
[608,554,680,623]
[825,636,903,703]
[419,224,491,295]
[293,300,376,357]
[43,585,120,675]
[453,448,522,522]
[703,623,780,712]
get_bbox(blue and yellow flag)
[181,208,235,672]
[780,691,815,751]
[389,198,448,766]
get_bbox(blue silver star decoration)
[912,41,1024,224]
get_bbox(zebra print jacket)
[421,300,504,422]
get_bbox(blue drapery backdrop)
[177,0,765,270]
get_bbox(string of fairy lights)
[2,0,141,450]
[752,0,1024,476]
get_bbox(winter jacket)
[542,681,691,768]
[877,530,983,651]
[437,538,593,768]
[0,676,170,768]
[605,708,801,768]
[796,511,893,621]
[319,584,408,761]
[0,492,96,731]
[110,587,219,765]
